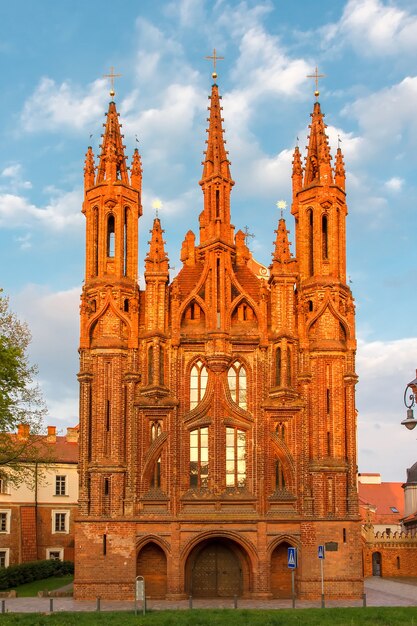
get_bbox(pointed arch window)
[190,427,208,488]
[93,207,99,276]
[322,214,328,260]
[150,421,162,442]
[150,456,161,488]
[228,362,247,410]
[275,347,281,387]
[107,214,115,257]
[190,360,208,409]
[123,207,129,276]
[308,208,314,276]
[226,427,246,487]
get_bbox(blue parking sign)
[318,545,325,559]
[287,547,297,569]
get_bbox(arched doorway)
[270,541,293,598]
[187,538,248,597]
[136,542,167,598]
[372,551,382,577]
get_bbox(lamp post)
[401,376,417,431]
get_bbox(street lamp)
[401,377,417,430]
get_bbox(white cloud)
[385,176,404,192]
[1,163,32,191]
[14,233,32,250]
[10,286,80,428]
[357,336,417,480]
[20,77,108,133]
[0,188,83,230]
[323,0,417,56]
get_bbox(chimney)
[47,426,57,443]
[66,427,79,443]
[17,424,30,440]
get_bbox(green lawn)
[11,575,73,597]
[1,608,417,625]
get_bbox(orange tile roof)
[358,481,404,524]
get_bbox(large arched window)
[322,214,328,260]
[225,427,246,487]
[228,362,247,410]
[190,360,208,409]
[190,427,209,488]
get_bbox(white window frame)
[0,510,11,534]
[52,510,70,534]
[0,548,10,568]
[55,475,67,496]
[47,548,64,561]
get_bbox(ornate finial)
[276,200,287,219]
[103,66,122,98]
[243,225,255,247]
[205,48,224,81]
[306,66,326,100]
[152,198,163,219]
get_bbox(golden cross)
[103,66,122,98]
[205,48,224,78]
[306,66,326,99]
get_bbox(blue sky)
[1,0,417,480]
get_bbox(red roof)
[358,481,404,524]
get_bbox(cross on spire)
[243,225,255,247]
[205,48,224,80]
[103,66,122,98]
[306,66,326,100]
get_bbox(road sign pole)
[320,558,324,607]
[291,570,295,608]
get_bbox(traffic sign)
[318,545,325,559]
[287,547,297,569]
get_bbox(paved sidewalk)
[1,577,417,613]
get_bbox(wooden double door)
[191,542,242,597]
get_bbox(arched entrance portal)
[271,541,293,598]
[187,538,248,597]
[136,542,167,598]
[372,551,382,577]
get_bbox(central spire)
[96,101,129,185]
[199,79,235,246]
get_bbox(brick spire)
[303,102,333,187]
[199,82,235,245]
[292,146,303,196]
[130,147,142,190]
[96,101,129,184]
[145,218,169,274]
[84,146,95,190]
[334,146,346,191]
[271,218,293,267]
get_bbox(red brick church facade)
[74,77,363,599]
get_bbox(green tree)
[0,290,48,484]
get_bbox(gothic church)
[74,70,363,599]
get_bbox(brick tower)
[74,76,363,600]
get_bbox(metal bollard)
[233,595,237,609]
[362,592,367,607]
[1,599,5,614]
[49,597,53,612]
[96,596,101,611]
[189,594,193,609]
[321,593,325,608]
[292,594,296,609]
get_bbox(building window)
[0,549,9,568]
[52,511,69,534]
[225,427,246,488]
[228,363,247,410]
[190,427,209,488]
[322,214,328,259]
[150,421,162,441]
[55,475,66,496]
[0,511,10,534]
[107,214,115,257]
[0,476,9,494]
[190,360,208,409]
[47,549,63,561]
[275,347,281,386]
